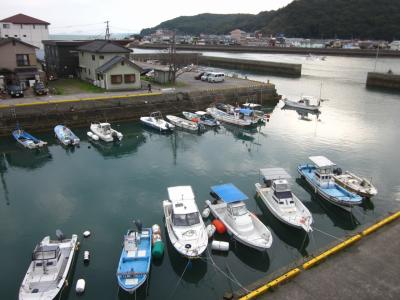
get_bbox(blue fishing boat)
[298,156,362,211]
[117,222,152,294]
[12,128,47,149]
[54,125,80,146]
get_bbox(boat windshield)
[274,190,292,199]
[230,204,247,216]
[33,249,58,260]
[173,212,200,226]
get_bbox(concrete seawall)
[0,84,278,135]
[138,44,400,58]
[366,72,400,91]
[133,53,301,77]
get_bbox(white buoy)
[87,131,93,138]
[83,231,91,238]
[83,251,90,263]
[92,134,99,141]
[76,279,85,294]
[202,208,211,219]
[206,224,216,238]
[152,224,161,235]
[211,240,229,252]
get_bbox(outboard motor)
[134,220,143,233]
[333,167,343,175]
[56,229,65,241]
[111,131,118,141]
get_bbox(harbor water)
[1,53,400,299]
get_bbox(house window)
[45,25,48,29]
[14,35,18,37]
[23,34,27,37]
[3,24,10,29]
[111,75,122,84]
[88,69,91,75]
[99,55,104,59]
[92,55,95,61]
[121,61,125,66]
[5,34,8,37]
[124,74,136,83]
[16,54,30,66]
[33,25,35,29]
[20,24,23,29]
[81,52,84,57]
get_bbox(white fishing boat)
[166,115,203,132]
[162,186,208,259]
[206,183,273,251]
[140,111,174,132]
[333,171,378,198]
[206,107,257,127]
[255,168,313,232]
[19,231,78,300]
[283,96,321,112]
[90,122,123,142]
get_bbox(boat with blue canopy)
[116,221,152,294]
[54,125,80,146]
[206,183,273,251]
[12,128,47,149]
[298,156,363,211]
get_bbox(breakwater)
[366,72,400,91]
[138,44,400,58]
[133,53,301,77]
[0,84,278,135]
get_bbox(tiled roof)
[0,14,50,25]
[0,37,38,49]
[77,40,131,54]
[96,56,142,74]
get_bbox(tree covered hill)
[140,0,400,40]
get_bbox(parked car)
[207,73,225,83]
[33,82,48,96]
[194,72,205,80]
[7,85,24,98]
[201,72,213,81]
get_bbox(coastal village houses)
[0,37,42,86]
[0,14,49,50]
[77,40,142,90]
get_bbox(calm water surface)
[1,53,400,299]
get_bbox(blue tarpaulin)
[211,183,248,203]
[239,108,253,116]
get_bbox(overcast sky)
[1,0,293,35]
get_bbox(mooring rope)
[168,259,191,300]
[311,227,344,242]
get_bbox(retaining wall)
[0,85,278,135]
[366,72,400,91]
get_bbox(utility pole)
[168,30,177,83]
[105,21,110,40]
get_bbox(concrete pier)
[0,75,278,135]
[235,211,400,300]
[133,53,302,77]
[366,72,400,91]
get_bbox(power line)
[51,22,105,29]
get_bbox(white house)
[77,40,142,90]
[0,14,49,49]
[230,29,247,44]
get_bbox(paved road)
[259,220,400,300]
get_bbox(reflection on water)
[0,153,10,206]
[4,148,52,170]
[281,104,321,121]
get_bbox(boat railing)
[117,271,148,277]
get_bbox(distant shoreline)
[138,43,400,58]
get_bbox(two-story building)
[77,40,142,90]
[0,14,49,50]
[0,37,41,85]
[43,40,88,79]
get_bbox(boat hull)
[19,235,78,300]
[255,183,313,232]
[162,200,208,259]
[284,99,320,112]
[205,200,272,251]
[298,164,362,211]
[140,117,174,132]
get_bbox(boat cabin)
[98,123,112,134]
[195,111,213,121]
[309,156,336,188]
[32,244,60,266]
[168,186,201,227]
[150,111,163,120]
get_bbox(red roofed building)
[0,14,50,49]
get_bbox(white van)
[207,72,225,83]
[201,72,213,81]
